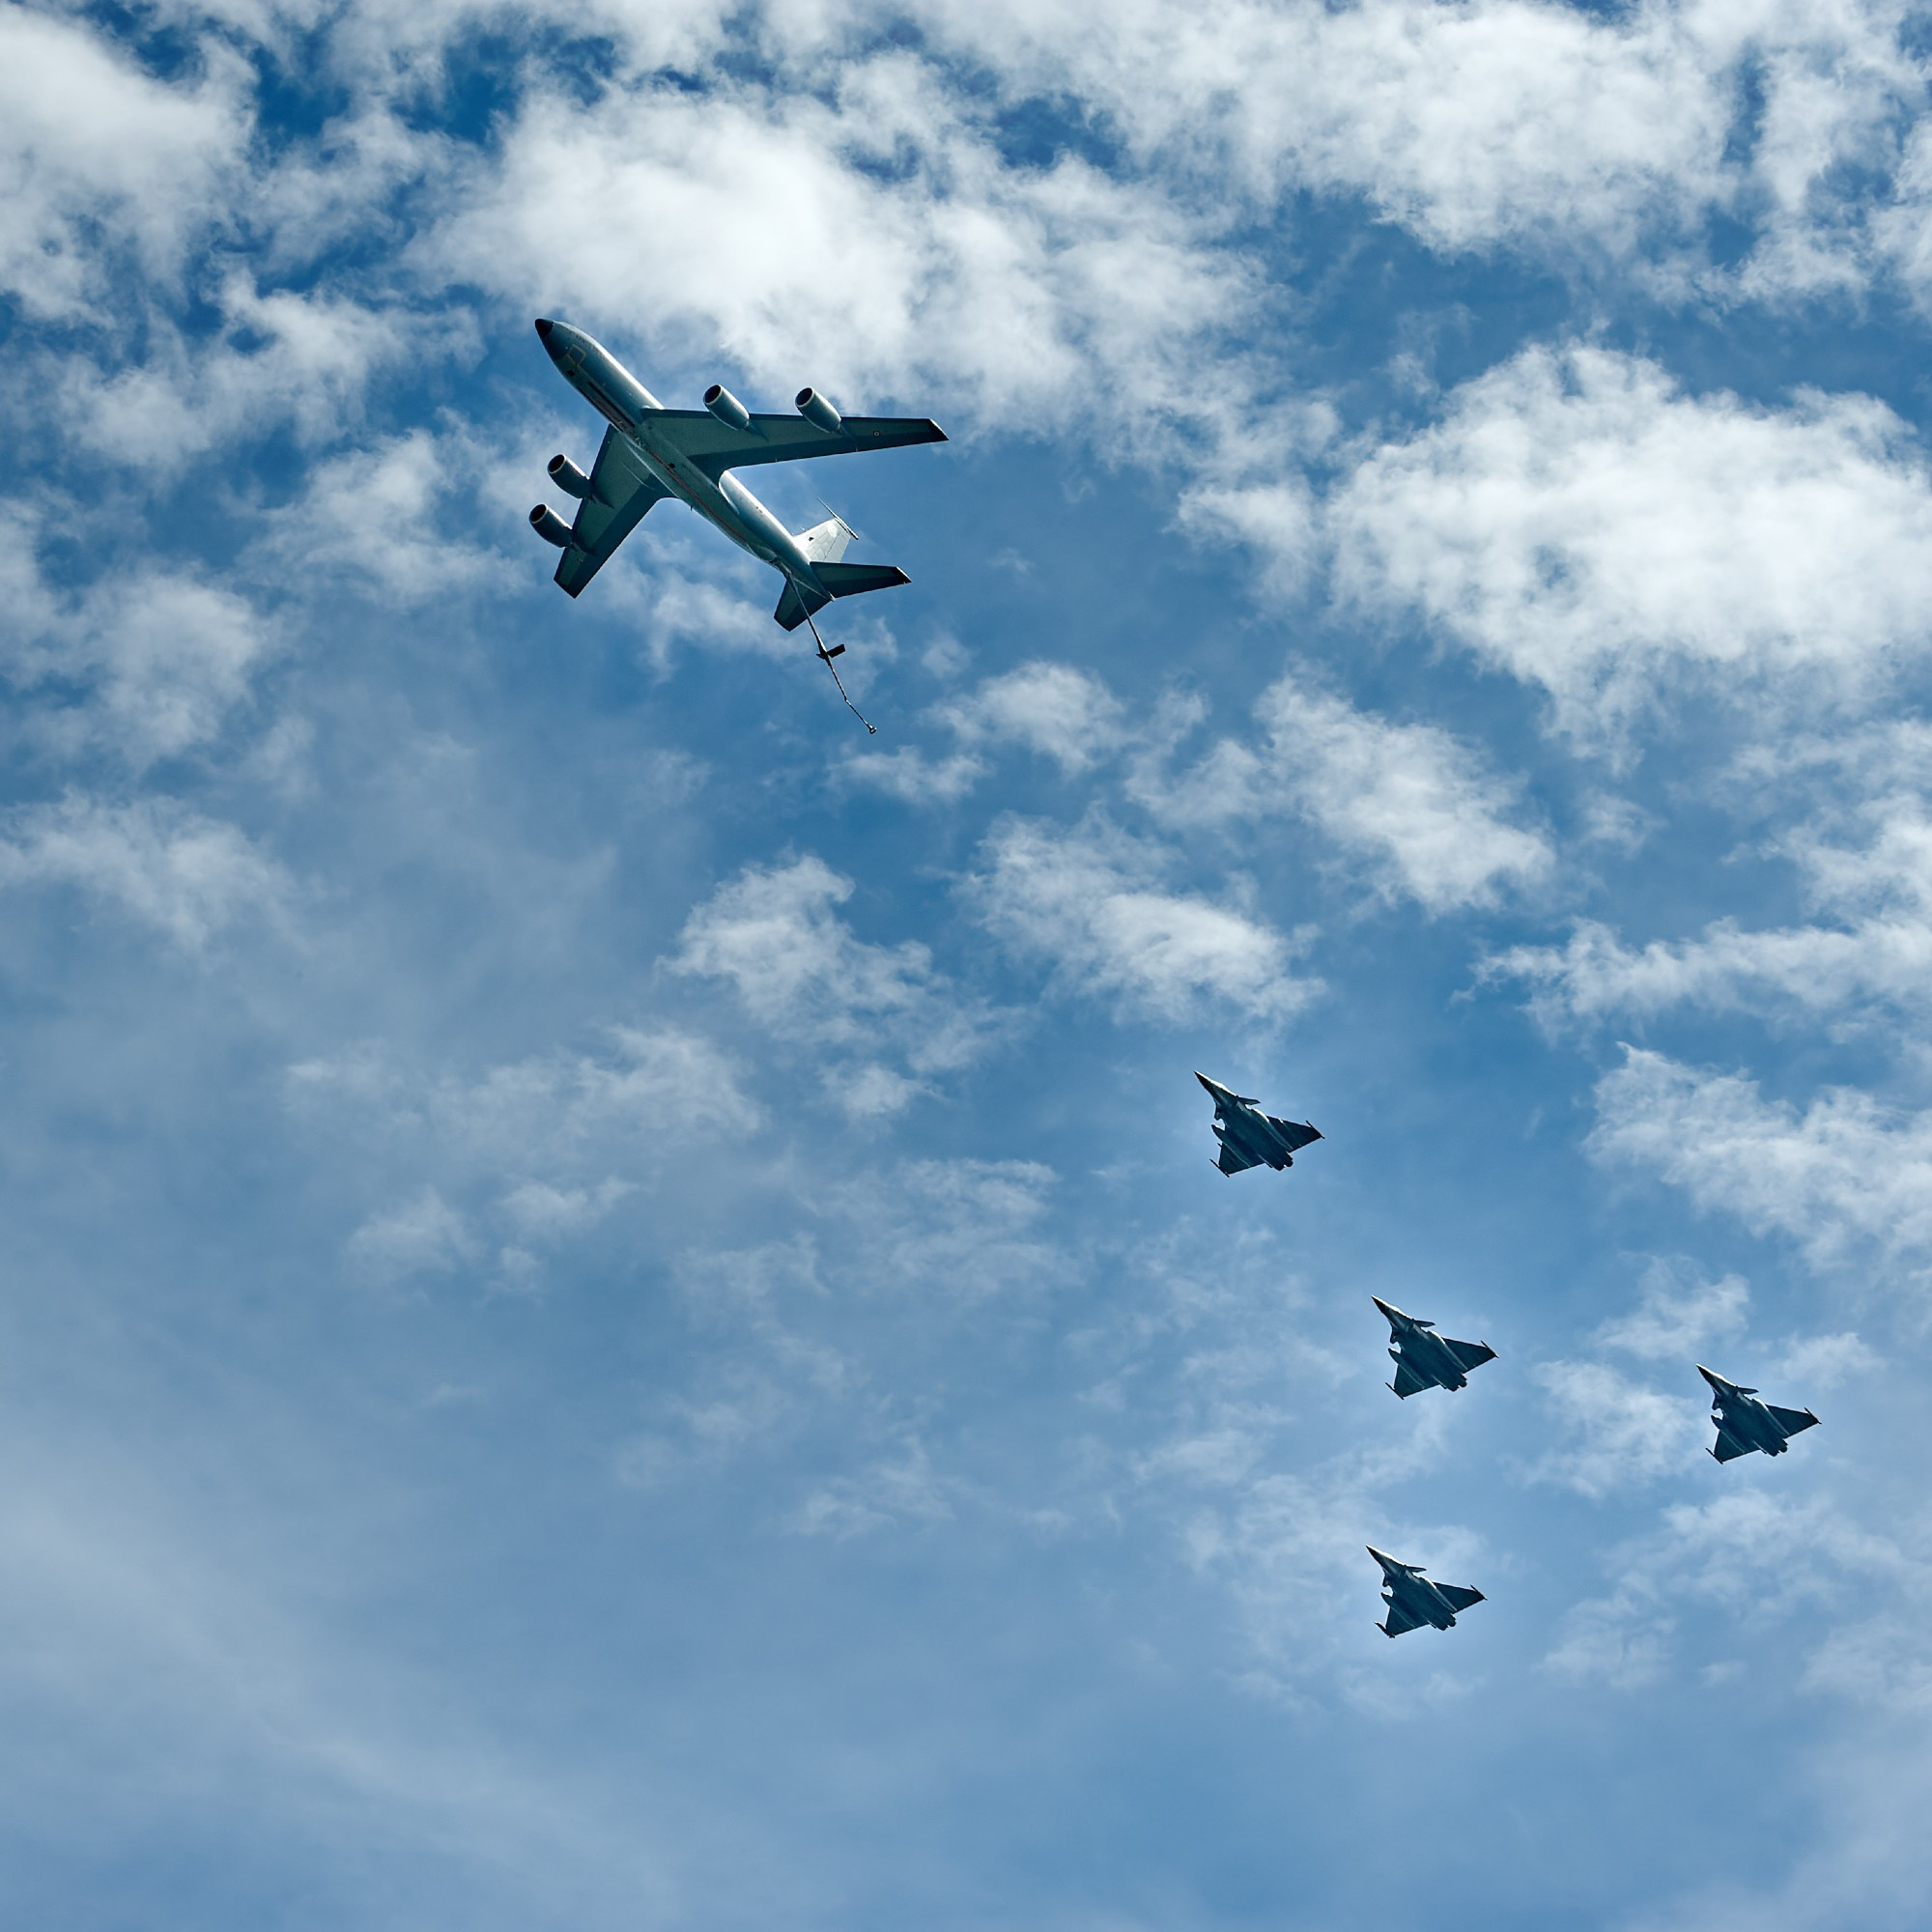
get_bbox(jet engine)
[528,503,573,548]
[703,384,752,431]
[547,453,591,499]
[795,386,842,434]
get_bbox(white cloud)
[824,1158,1064,1302]
[0,10,247,319]
[671,854,1002,1114]
[290,1025,757,1171]
[0,507,272,767]
[429,54,1259,441]
[1593,1260,1751,1361]
[1545,1488,1909,1690]
[910,0,1926,298]
[0,794,291,951]
[347,1184,479,1284]
[1491,798,1932,1030]
[254,425,512,604]
[787,1437,959,1539]
[937,662,1129,775]
[499,1178,635,1242]
[1140,674,1552,912]
[1592,1046,1932,1273]
[1329,348,1932,742]
[965,813,1315,1025]
[1529,1359,1709,1498]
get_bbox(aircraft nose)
[534,317,554,342]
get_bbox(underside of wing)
[1216,1139,1264,1176]
[1711,1427,1754,1463]
[1388,1355,1434,1399]
[1265,1115,1322,1152]
[556,429,671,597]
[1380,1600,1427,1637]
[650,410,948,477]
[1767,1405,1820,1436]
[1445,1338,1496,1373]
[1436,1583,1484,1612]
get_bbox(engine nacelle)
[795,386,842,434]
[529,503,573,549]
[704,384,752,431]
[548,453,591,499]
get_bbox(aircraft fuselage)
[537,318,824,597]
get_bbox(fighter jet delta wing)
[1767,1404,1822,1438]
[1378,1600,1428,1637]
[1388,1355,1435,1400]
[1444,1338,1498,1374]
[1262,1114,1323,1154]
[1215,1139,1265,1176]
[1711,1427,1755,1463]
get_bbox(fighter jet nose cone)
[534,317,554,341]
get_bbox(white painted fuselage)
[537,317,824,596]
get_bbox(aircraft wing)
[1767,1405,1819,1436]
[1265,1115,1323,1152]
[1445,1338,1496,1373]
[556,428,672,597]
[1711,1426,1753,1463]
[1388,1355,1434,1399]
[1216,1139,1264,1176]
[1437,1583,1484,1612]
[648,411,947,479]
[1379,1600,1427,1636]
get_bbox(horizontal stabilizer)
[1437,1583,1484,1612]
[1768,1405,1820,1435]
[816,560,912,600]
[774,580,834,632]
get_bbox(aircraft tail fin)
[794,514,855,565]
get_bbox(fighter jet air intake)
[1374,1297,1496,1399]
[528,318,947,728]
[1368,1548,1487,1638]
[1194,1072,1322,1178]
[1698,1366,1821,1463]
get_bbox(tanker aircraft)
[1374,1297,1496,1399]
[1368,1548,1486,1638]
[1697,1365,1821,1463]
[526,318,947,727]
[1194,1072,1322,1177]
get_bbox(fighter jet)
[1195,1072,1322,1178]
[1368,1547,1486,1638]
[1697,1365,1820,1463]
[1374,1297,1496,1399]
[527,318,946,726]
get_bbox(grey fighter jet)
[1195,1072,1322,1178]
[1368,1547,1486,1638]
[527,319,946,726]
[1374,1297,1496,1399]
[1697,1365,1820,1463]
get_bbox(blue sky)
[6,1,1932,1925]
